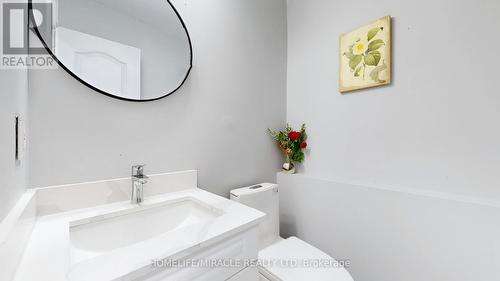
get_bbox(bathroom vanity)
[0,171,264,281]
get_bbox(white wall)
[284,0,500,280]
[0,0,29,221]
[28,0,287,196]
[278,173,500,281]
[0,69,28,221]
[287,0,500,201]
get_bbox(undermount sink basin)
[69,198,222,261]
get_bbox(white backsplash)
[35,170,197,216]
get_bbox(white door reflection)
[55,27,141,99]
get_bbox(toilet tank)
[230,183,279,249]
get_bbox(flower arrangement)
[268,124,308,173]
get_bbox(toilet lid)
[258,237,354,281]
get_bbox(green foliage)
[367,27,383,41]
[343,51,355,60]
[364,51,381,66]
[367,39,385,52]
[268,124,308,164]
[354,66,362,77]
[349,55,363,70]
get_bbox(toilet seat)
[258,237,354,281]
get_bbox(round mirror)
[29,0,193,101]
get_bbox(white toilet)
[230,183,354,281]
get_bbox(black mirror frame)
[28,0,193,102]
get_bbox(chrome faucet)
[131,165,149,204]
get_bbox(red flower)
[288,131,301,141]
[300,142,307,149]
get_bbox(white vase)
[282,158,296,174]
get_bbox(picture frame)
[339,16,392,93]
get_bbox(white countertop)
[13,188,264,281]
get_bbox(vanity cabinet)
[140,226,259,281]
[227,267,259,281]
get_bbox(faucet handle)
[132,164,146,177]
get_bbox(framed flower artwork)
[339,16,392,93]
